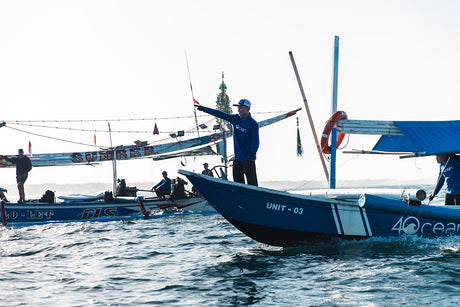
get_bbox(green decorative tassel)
[296,117,303,157]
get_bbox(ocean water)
[1,184,460,306]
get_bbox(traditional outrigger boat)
[179,39,460,247]
[0,108,300,227]
[0,191,213,227]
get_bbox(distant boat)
[0,109,301,167]
[0,189,215,227]
[0,109,301,227]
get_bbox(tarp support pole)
[289,51,329,182]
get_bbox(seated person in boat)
[171,177,188,199]
[429,154,460,205]
[116,178,128,196]
[151,171,171,199]
[201,162,214,177]
[0,188,8,202]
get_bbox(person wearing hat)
[201,162,214,177]
[196,99,259,186]
[151,171,172,199]
[0,148,32,202]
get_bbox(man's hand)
[195,105,204,111]
[247,153,256,162]
[429,194,435,202]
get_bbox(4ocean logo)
[392,216,460,235]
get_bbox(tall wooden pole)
[289,51,329,182]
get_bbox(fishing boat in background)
[180,37,460,247]
[0,104,301,227]
[0,189,213,227]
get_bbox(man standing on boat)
[0,148,32,202]
[196,99,259,186]
[151,171,172,199]
[429,154,460,205]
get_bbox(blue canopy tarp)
[373,120,460,156]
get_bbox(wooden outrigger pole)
[289,51,330,182]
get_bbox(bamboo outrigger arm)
[336,120,403,135]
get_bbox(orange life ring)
[320,111,348,154]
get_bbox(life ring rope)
[320,111,348,155]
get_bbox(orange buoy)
[320,111,348,154]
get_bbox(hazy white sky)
[1,0,459,187]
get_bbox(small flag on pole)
[153,123,159,135]
[28,141,32,155]
[94,133,97,146]
[193,98,200,105]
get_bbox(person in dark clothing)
[171,177,188,199]
[201,163,214,177]
[429,154,460,205]
[196,99,259,186]
[0,188,8,202]
[0,148,32,202]
[116,178,128,196]
[151,171,172,199]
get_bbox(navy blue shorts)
[16,173,28,184]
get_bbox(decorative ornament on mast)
[215,72,232,131]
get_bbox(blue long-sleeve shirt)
[153,177,171,192]
[202,107,259,162]
[433,155,460,196]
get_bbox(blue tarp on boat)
[373,120,460,156]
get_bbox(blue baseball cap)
[233,99,251,108]
[18,148,24,153]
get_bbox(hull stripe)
[331,203,344,235]
[360,207,372,236]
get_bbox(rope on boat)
[5,125,99,148]
[2,110,287,124]
[5,118,217,135]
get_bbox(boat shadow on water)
[250,236,460,259]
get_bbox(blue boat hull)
[179,170,460,246]
[1,195,213,226]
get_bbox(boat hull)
[179,170,460,246]
[1,195,214,226]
